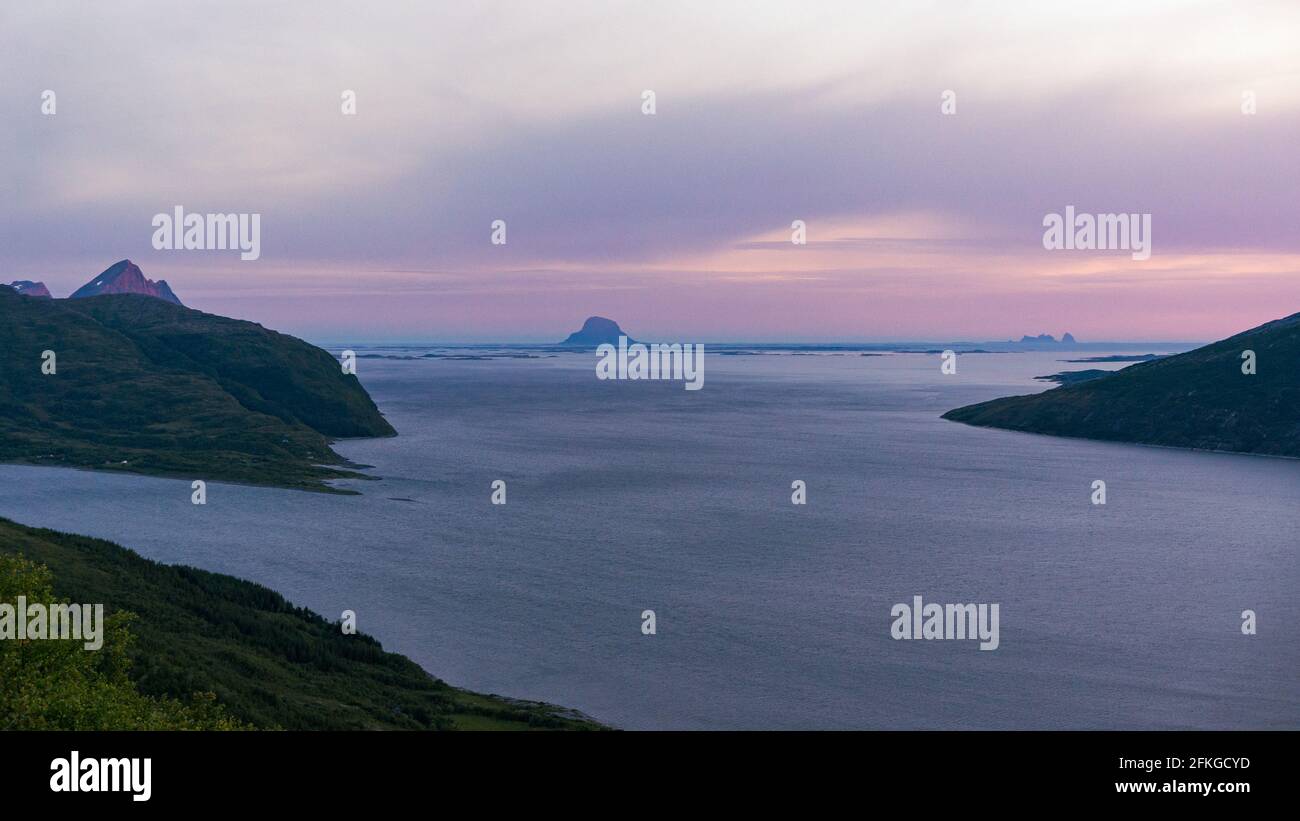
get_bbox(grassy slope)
[0,517,600,730]
[0,288,394,491]
[944,312,1300,457]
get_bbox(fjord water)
[1,350,1296,729]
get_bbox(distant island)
[1013,332,1077,345]
[1,262,394,491]
[945,311,1300,458]
[1008,332,1081,348]
[1061,354,1165,363]
[560,316,636,346]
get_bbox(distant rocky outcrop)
[1010,332,1080,347]
[945,311,1300,458]
[6,281,51,298]
[560,316,636,346]
[70,260,182,305]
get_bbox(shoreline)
[941,415,1300,462]
[0,512,605,730]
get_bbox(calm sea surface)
[1,349,1296,729]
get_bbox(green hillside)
[0,518,600,730]
[0,550,247,730]
[0,288,394,491]
[944,312,1300,457]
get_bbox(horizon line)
[307,337,1208,347]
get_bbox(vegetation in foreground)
[0,518,601,730]
[0,551,247,730]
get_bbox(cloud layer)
[3,1,1298,340]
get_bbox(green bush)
[0,553,247,730]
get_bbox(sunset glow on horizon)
[4,0,1299,342]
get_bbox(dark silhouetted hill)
[1,287,395,490]
[945,312,1300,457]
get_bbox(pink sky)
[4,1,1299,342]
